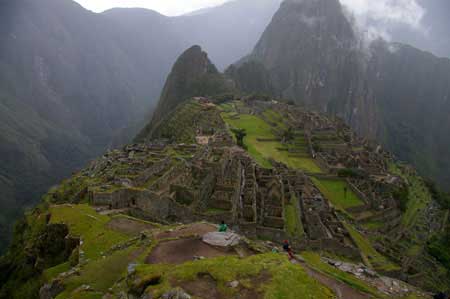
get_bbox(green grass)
[47,204,153,298]
[312,178,364,210]
[301,252,386,298]
[263,109,287,129]
[221,112,322,173]
[55,247,138,299]
[43,262,71,281]
[49,204,130,260]
[284,200,304,239]
[133,254,335,299]
[343,222,400,272]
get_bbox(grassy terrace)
[48,205,148,299]
[49,204,130,260]
[311,178,364,210]
[220,105,322,173]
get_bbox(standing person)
[218,220,228,232]
[283,240,294,260]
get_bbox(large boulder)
[202,232,240,248]
[161,288,191,299]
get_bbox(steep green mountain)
[230,0,450,191]
[0,0,282,252]
[136,46,233,141]
[1,93,447,298]
[0,0,180,252]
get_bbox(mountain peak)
[136,45,231,141]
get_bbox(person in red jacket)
[283,240,294,260]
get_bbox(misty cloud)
[340,0,426,41]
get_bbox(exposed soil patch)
[155,223,217,240]
[178,273,224,299]
[146,238,235,264]
[107,217,156,235]
[302,264,370,299]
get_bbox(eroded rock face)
[31,223,79,271]
[39,279,64,299]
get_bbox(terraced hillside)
[0,98,447,299]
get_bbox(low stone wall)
[238,222,257,238]
[346,179,370,204]
[133,158,171,186]
[314,154,331,173]
[347,204,372,214]
[263,216,284,229]
[256,226,287,243]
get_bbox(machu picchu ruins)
[31,95,448,299]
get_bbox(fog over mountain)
[340,0,450,58]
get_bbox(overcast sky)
[73,0,425,29]
[73,0,231,15]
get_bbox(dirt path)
[146,238,235,264]
[299,262,371,299]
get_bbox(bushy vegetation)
[424,179,450,209]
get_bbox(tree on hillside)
[282,126,295,143]
[231,128,247,147]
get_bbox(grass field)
[312,178,364,210]
[221,111,322,173]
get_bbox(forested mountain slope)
[0,0,281,251]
